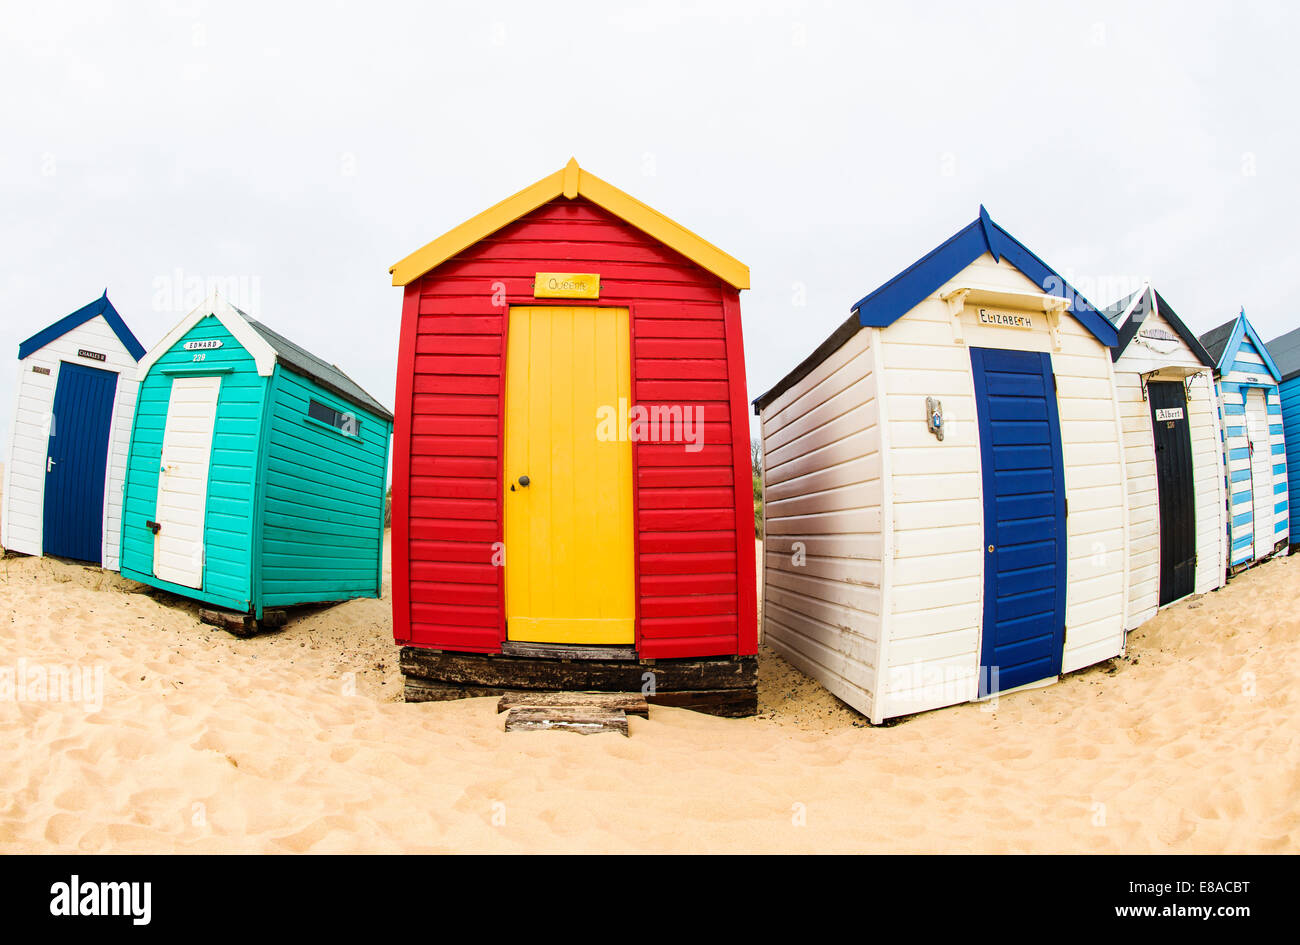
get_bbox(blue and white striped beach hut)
[1199,311,1289,570]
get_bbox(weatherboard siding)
[759,327,883,719]
[872,255,1127,715]
[1,314,138,566]
[1280,376,1300,544]
[1216,332,1288,567]
[1112,308,1226,630]
[120,316,265,610]
[258,366,391,608]
[396,196,754,658]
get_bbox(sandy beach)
[1,506,1297,852]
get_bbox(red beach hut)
[388,159,758,715]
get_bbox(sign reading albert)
[534,272,600,299]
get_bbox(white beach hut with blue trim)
[1198,311,1289,570]
[1104,285,1226,630]
[2,292,146,567]
[752,208,1128,723]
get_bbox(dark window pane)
[308,399,360,437]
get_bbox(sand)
[1,490,1297,851]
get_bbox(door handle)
[146,520,161,535]
[511,474,531,492]
[47,457,56,473]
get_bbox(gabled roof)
[1265,326,1300,383]
[242,314,393,421]
[754,207,1116,412]
[1108,284,1215,366]
[18,291,146,361]
[849,206,1117,346]
[388,158,749,289]
[1198,309,1281,381]
[1102,287,1144,327]
[138,294,393,421]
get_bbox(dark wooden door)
[1148,381,1196,604]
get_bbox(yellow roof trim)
[389,158,750,289]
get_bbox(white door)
[1244,387,1275,561]
[153,375,221,588]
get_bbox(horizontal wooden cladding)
[415,334,502,356]
[400,196,745,657]
[413,353,500,376]
[410,433,498,457]
[636,358,727,380]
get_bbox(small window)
[308,399,361,437]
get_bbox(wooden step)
[504,705,629,736]
[496,691,649,717]
[199,608,287,637]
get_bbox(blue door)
[970,347,1067,695]
[43,362,118,563]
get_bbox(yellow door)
[504,306,635,644]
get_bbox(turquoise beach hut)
[120,295,393,617]
[1198,310,1289,571]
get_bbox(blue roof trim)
[849,207,1117,348]
[1215,310,1281,382]
[17,291,146,362]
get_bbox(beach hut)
[1264,326,1300,549]
[118,294,393,620]
[1104,285,1226,627]
[388,158,759,716]
[1199,311,1289,569]
[2,292,145,567]
[752,207,1126,723]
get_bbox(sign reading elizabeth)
[978,309,1033,329]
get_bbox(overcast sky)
[3,0,1297,449]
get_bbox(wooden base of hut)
[399,646,758,718]
[199,608,287,637]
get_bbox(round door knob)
[517,475,530,487]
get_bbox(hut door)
[1148,382,1196,604]
[42,362,118,562]
[152,375,222,589]
[1244,387,1275,560]
[971,347,1067,695]
[503,306,635,645]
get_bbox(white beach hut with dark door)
[1,292,145,567]
[753,208,1127,723]
[1198,311,1289,569]
[1104,285,1226,628]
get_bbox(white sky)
[3,0,1297,448]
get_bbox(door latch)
[47,457,56,473]
[146,520,161,535]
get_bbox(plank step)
[504,706,629,736]
[199,608,287,637]
[496,691,649,717]
[499,641,638,661]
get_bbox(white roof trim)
[136,292,277,381]
[1119,281,1152,327]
